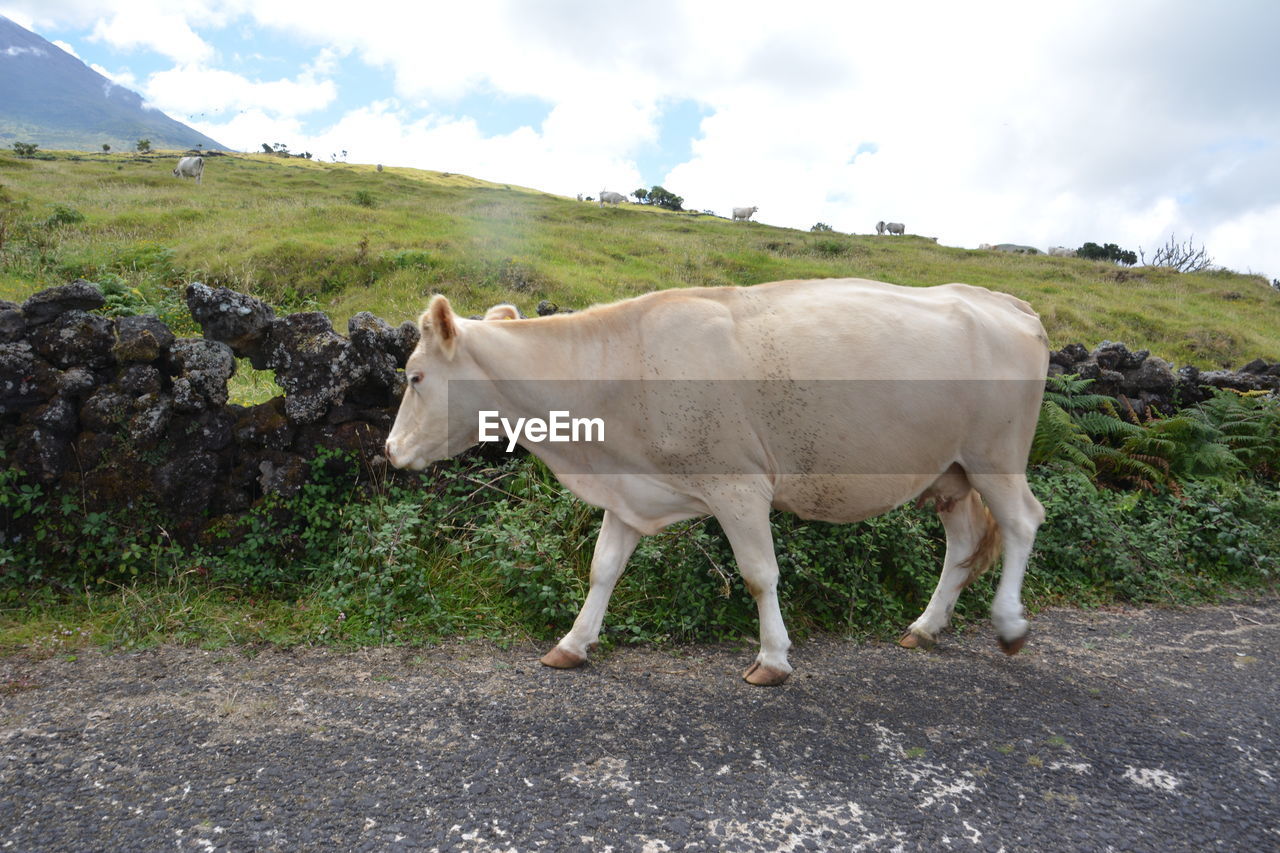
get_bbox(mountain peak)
[0,15,227,152]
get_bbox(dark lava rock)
[114,315,176,363]
[28,311,116,370]
[1,341,60,414]
[0,301,26,343]
[185,282,277,359]
[152,451,221,517]
[166,339,235,413]
[21,280,106,325]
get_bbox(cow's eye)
[409,372,423,386]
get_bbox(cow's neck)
[467,314,631,471]
[471,313,632,381]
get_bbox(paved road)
[2,601,1277,851]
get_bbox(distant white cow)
[978,243,995,251]
[599,190,627,207]
[876,221,886,235]
[732,206,759,222]
[885,222,905,235]
[1048,246,1077,257]
[173,156,204,184]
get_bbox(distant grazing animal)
[385,278,1050,685]
[1048,246,1077,257]
[172,156,204,184]
[994,243,1040,255]
[876,221,886,235]
[885,222,905,235]
[576,193,583,202]
[978,243,995,250]
[732,206,759,222]
[599,190,627,207]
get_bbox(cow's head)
[383,296,519,470]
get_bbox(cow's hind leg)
[715,496,792,686]
[541,510,642,670]
[965,473,1045,654]
[901,489,996,650]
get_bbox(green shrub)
[383,248,435,270]
[43,204,84,228]
[1029,472,1277,602]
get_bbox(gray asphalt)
[2,600,1277,851]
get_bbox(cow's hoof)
[898,629,936,651]
[997,632,1029,656]
[743,661,791,686]
[540,646,587,669]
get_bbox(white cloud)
[143,65,337,119]
[90,62,138,92]
[198,99,645,195]
[51,39,79,58]
[86,4,215,64]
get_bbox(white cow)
[876,221,886,235]
[732,206,758,222]
[1048,246,1077,257]
[885,221,906,235]
[173,156,204,184]
[599,190,627,207]
[385,278,1049,685]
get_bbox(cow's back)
[626,278,1046,381]
[604,279,1048,522]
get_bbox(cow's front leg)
[540,510,642,669]
[716,497,792,686]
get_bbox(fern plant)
[1195,389,1280,478]
[1036,375,1280,491]
[1032,374,1166,488]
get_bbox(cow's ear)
[421,294,459,360]
[483,303,520,321]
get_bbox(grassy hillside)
[2,149,1277,368]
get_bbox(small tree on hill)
[1078,241,1137,266]
[12,142,38,157]
[633,188,649,203]
[637,185,683,211]
[811,222,834,232]
[136,138,151,153]
[102,143,111,153]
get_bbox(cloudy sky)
[4,1,1279,280]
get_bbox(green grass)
[2,149,1277,367]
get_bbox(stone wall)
[2,281,419,541]
[1048,340,1280,418]
[2,280,1278,541]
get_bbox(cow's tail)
[959,503,1002,586]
